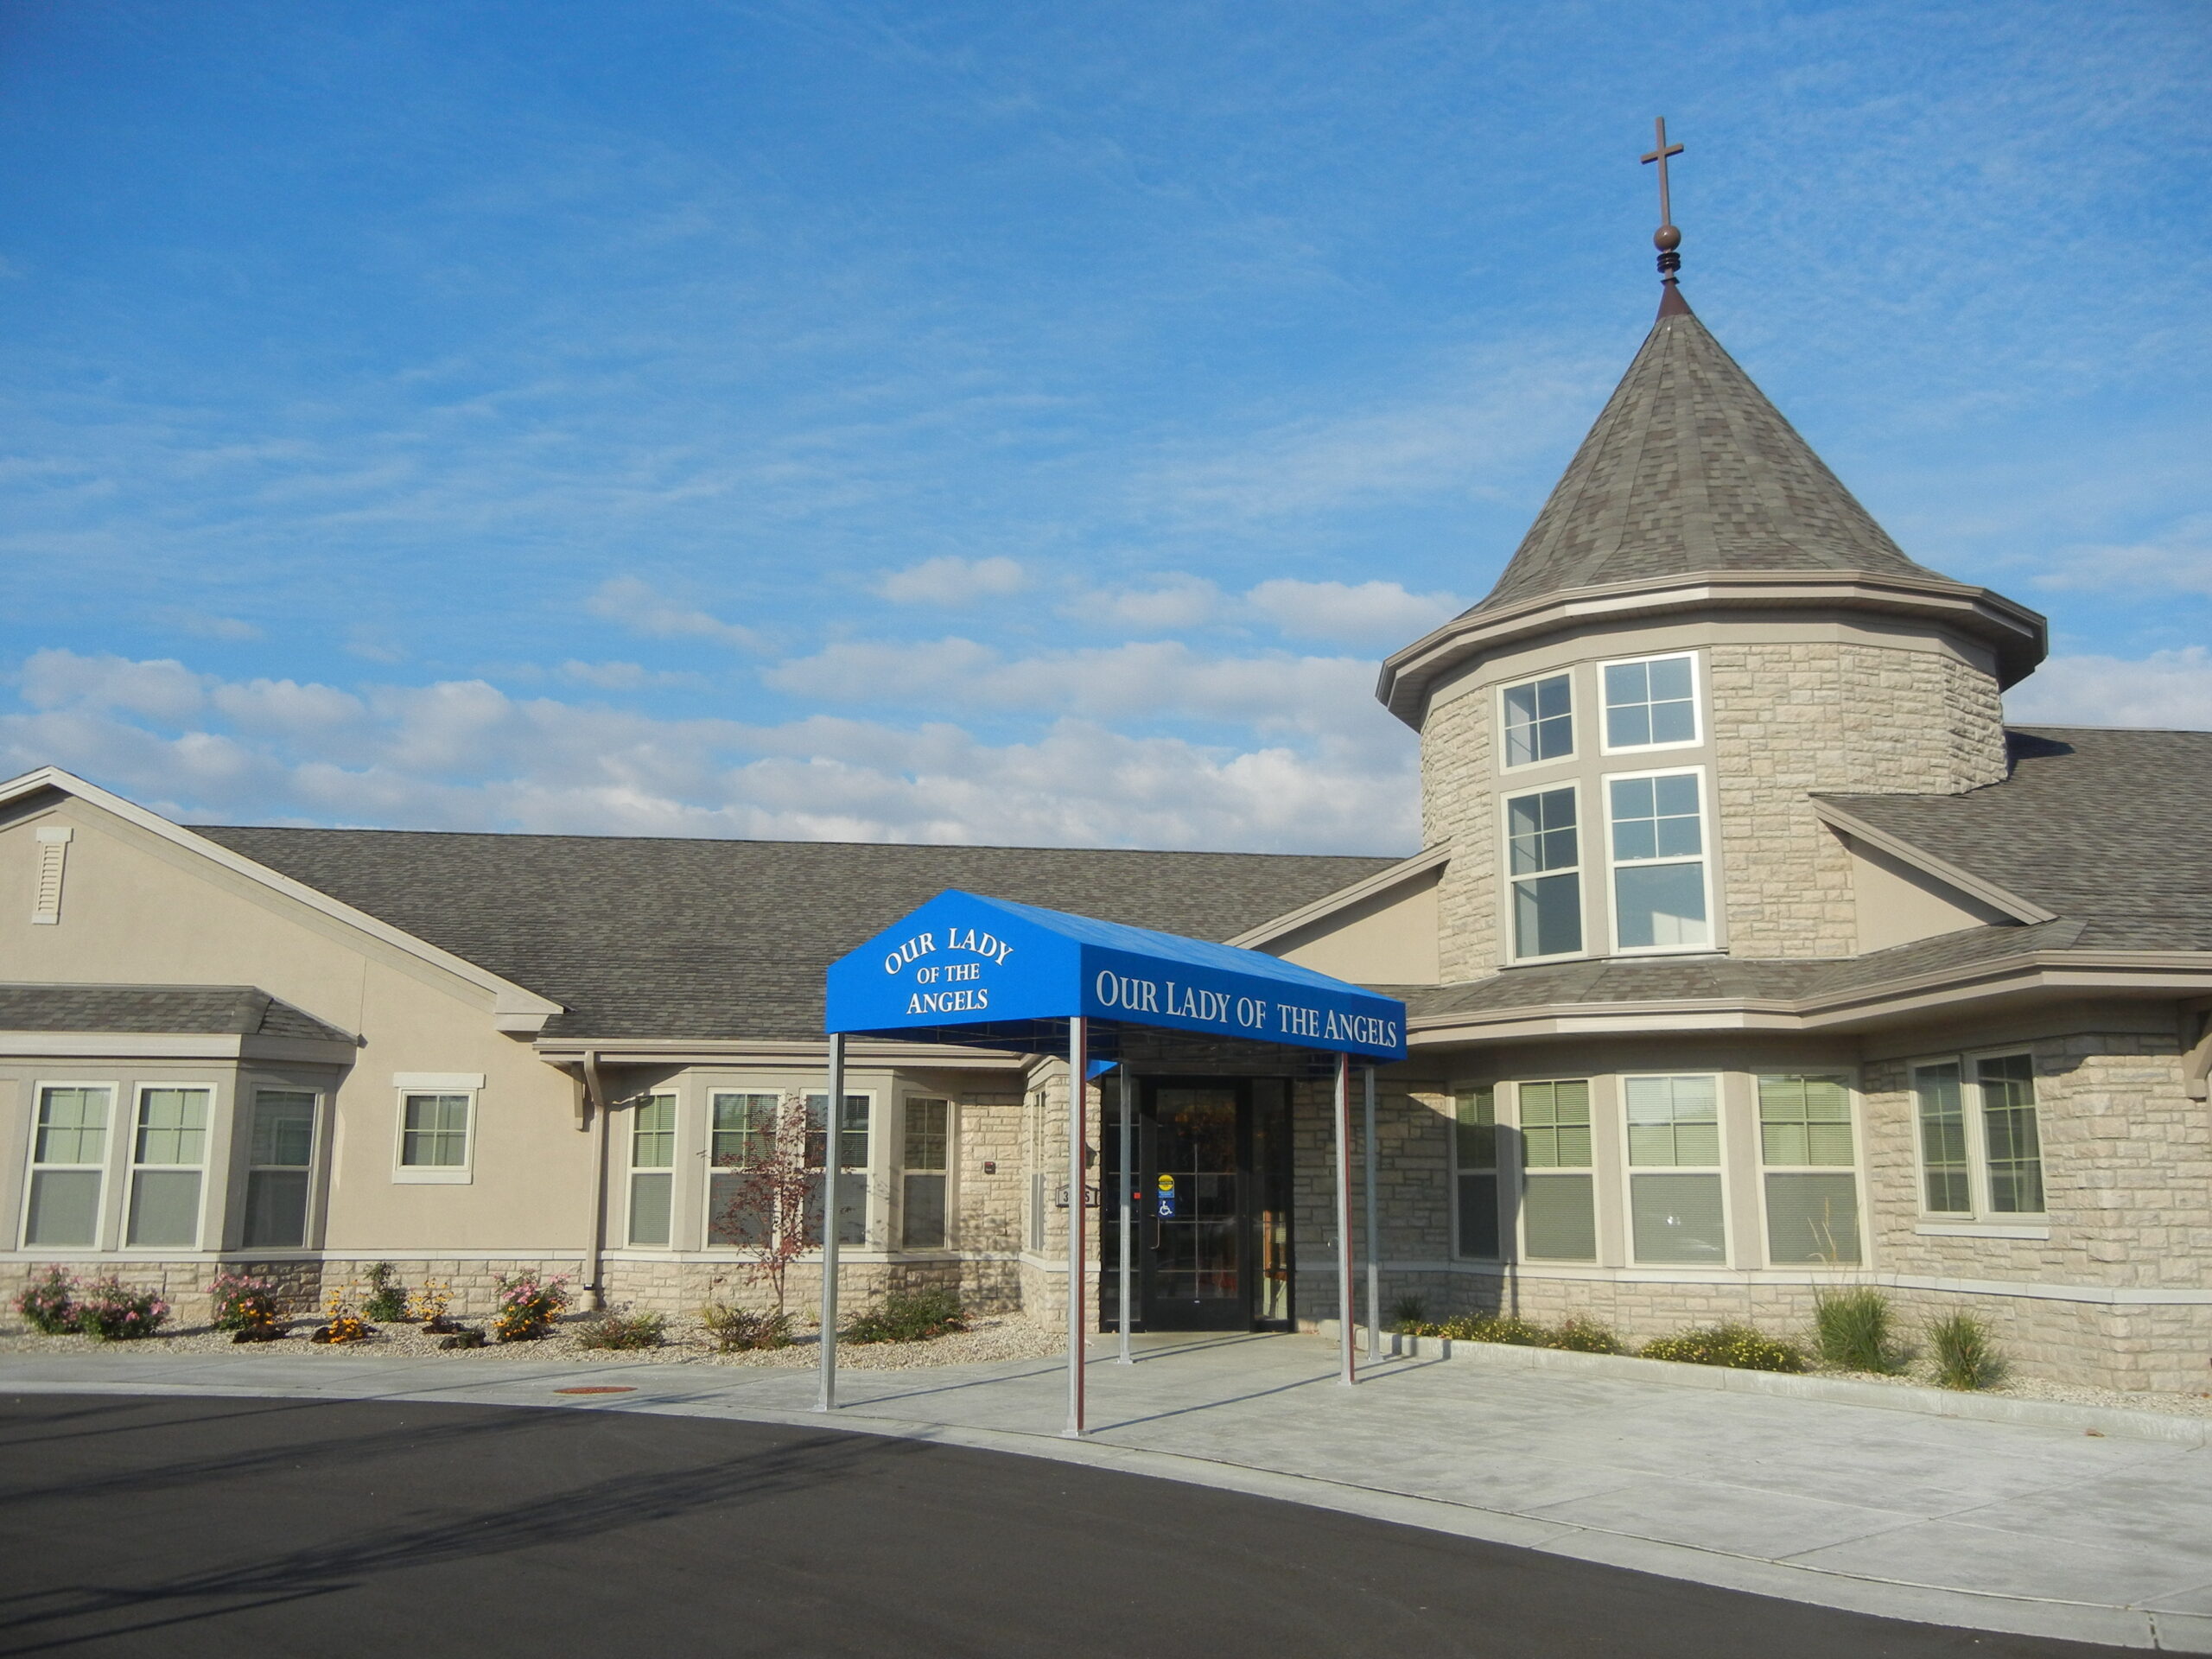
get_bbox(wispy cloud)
[151,607,263,642]
[876,556,1027,604]
[2027,514,2212,601]
[585,576,758,647]
[1245,578,1459,645]
[1073,575,1223,632]
[2006,647,2212,731]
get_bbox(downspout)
[579,1050,611,1313]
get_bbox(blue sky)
[2,2,2205,853]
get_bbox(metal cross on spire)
[1641,117,1685,289]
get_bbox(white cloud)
[557,659,709,690]
[2005,647,2212,730]
[876,555,1027,605]
[2028,514,2212,601]
[586,575,758,646]
[1075,575,1223,631]
[0,650,1416,853]
[1244,578,1459,646]
[153,607,264,642]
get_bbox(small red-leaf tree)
[711,1091,817,1323]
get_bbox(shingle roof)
[193,829,1397,1041]
[1474,295,1943,613]
[0,983,353,1043]
[1820,726,2212,953]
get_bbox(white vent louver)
[32,826,72,925]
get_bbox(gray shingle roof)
[1474,296,1943,613]
[0,983,353,1043]
[194,829,1397,1041]
[1820,726,2212,953]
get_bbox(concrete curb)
[1320,1321,2212,1448]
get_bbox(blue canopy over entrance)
[814,891,1405,1438]
[824,890,1406,1062]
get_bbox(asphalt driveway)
[0,1395,2127,1657]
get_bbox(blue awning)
[824,890,1406,1062]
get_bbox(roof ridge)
[200,824,1404,861]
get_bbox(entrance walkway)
[5,1334,2208,1651]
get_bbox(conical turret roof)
[1473,293,1940,614]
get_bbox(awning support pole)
[1363,1065,1380,1362]
[1334,1051,1356,1387]
[1065,1016,1089,1436]
[815,1030,845,1413]
[1116,1061,1133,1364]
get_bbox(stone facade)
[1708,640,2007,957]
[1419,688,1497,982]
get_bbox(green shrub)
[1642,1322,1807,1373]
[576,1310,666,1351]
[1547,1317,1628,1355]
[843,1287,968,1344]
[360,1262,410,1323]
[1929,1312,2005,1391]
[14,1267,79,1335]
[701,1304,793,1352]
[1387,1294,1428,1333]
[1813,1287,1903,1374]
[73,1275,171,1341]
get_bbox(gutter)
[578,1051,611,1313]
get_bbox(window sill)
[1915,1220,2050,1240]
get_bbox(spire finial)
[1641,116,1684,291]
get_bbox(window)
[1506,787,1583,960]
[806,1092,871,1248]
[127,1086,208,1248]
[1601,652,1699,750]
[1911,1055,2045,1219]
[1977,1055,2044,1214]
[1516,1080,1595,1261]
[708,1092,778,1245]
[244,1090,316,1249]
[901,1097,951,1249]
[1625,1074,1726,1264]
[1452,1085,1500,1259]
[627,1093,677,1247]
[1608,770,1711,950]
[24,1084,111,1247]
[400,1096,470,1168]
[1502,673,1573,767]
[1758,1075,1860,1265]
[1913,1063,1971,1214]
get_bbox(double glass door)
[1101,1079,1294,1332]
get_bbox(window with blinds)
[1452,1085,1500,1259]
[901,1097,950,1249]
[1516,1079,1595,1261]
[127,1086,208,1248]
[627,1093,677,1247]
[1624,1074,1726,1265]
[1757,1075,1860,1265]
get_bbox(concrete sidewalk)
[5,1334,2208,1652]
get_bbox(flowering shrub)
[492,1272,570,1342]
[310,1287,377,1344]
[14,1267,79,1335]
[360,1262,410,1323]
[73,1275,171,1341]
[1643,1323,1808,1373]
[408,1279,460,1332]
[208,1273,283,1335]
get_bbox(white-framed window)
[1912,1053,2045,1218]
[23,1083,113,1247]
[1606,767,1713,952]
[1500,671,1574,768]
[707,1091,779,1245]
[125,1084,209,1249]
[1516,1079,1596,1262]
[901,1096,951,1249]
[1624,1074,1726,1265]
[1452,1084,1501,1260]
[806,1091,872,1248]
[392,1072,480,1184]
[626,1091,677,1247]
[243,1089,318,1249]
[1757,1075,1862,1266]
[1505,785,1584,961]
[1599,651,1700,753]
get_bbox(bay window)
[1516,1079,1596,1261]
[1452,1085,1500,1259]
[1601,652,1700,750]
[1502,672,1573,767]
[1625,1074,1726,1264]
[1507,785,1583,959]
[1608,770,1711,950]
[126,1085,208,1248]
[1758,1075,1861,1265]
[24,1084,111,1247]
[627,1092,677,1247]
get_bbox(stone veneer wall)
[1419,688,1497,983]
[0,1256,330,1328]
[1707,641,2007,957]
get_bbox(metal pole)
[1334,1052,1355,1387]
[1064,1016,1089,1437]
[1117,1062,1133,1364]
[815,1030,845,1412]
[1363,1065,1381,1363]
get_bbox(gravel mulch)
[0,1313,1067,1370]
[1809,1360,2212,1419]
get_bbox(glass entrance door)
[1143,1085,1243,1330]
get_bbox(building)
[4,263,2208,1392]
